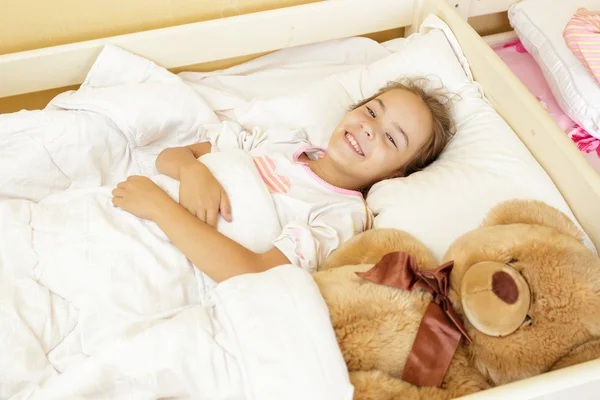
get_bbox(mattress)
[492,39,600,175]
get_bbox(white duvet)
[0,45,353,399]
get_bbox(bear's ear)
[482,200,583,242]
[320,228,437,271]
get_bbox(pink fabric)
[570,124,600,155]
[495,40,574,131]
[292,146,363,197]
[253,155,292,194]
[563,8,600,85]
[569,124,600,172]
[493,40,600,174]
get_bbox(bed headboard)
[0,0,520,113]
[0,0,414,100]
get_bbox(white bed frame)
[1,0,599,397]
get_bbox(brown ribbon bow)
[356,252,472,388]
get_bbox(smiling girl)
[111,79,455,282]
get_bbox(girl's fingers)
[206,210,218,228]
[220,191,232,222]
[198,210,207,224]
[111,188,125,198]
[112,196,123,207]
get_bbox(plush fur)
[319,228,438,271]
[314,200,600,399]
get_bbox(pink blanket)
[493,39,600,174]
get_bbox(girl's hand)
[112,176,174,221]
[179,162,232,228]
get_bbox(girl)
[111,79,455,283]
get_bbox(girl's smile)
[344,131,365,157]
[310,88,435,192]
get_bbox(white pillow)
[508,0,600,139]
[231,17,594,262]
[179,37,391,113]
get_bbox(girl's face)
[327,89,433,188]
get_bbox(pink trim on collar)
[293,146,363,197]
[292,146,327,162]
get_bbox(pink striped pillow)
[563,8,600,85]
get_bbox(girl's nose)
[362,122,376,140]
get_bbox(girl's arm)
[154,199,290,282]
[155,142,212,180]
[112,176,290,282]
[156,142,232,226]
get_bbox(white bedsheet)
[0,45,352,400]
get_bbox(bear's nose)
[492,271,519,304]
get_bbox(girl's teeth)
[346,133,363,155]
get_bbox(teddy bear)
[313,199,600,399]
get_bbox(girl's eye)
[367,107,376,118]
[386,133,397,147]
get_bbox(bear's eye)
[521,314,532,328]
[508,258,518,264]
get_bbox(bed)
[1,0,600,398]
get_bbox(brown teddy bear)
[314,199,600,399]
